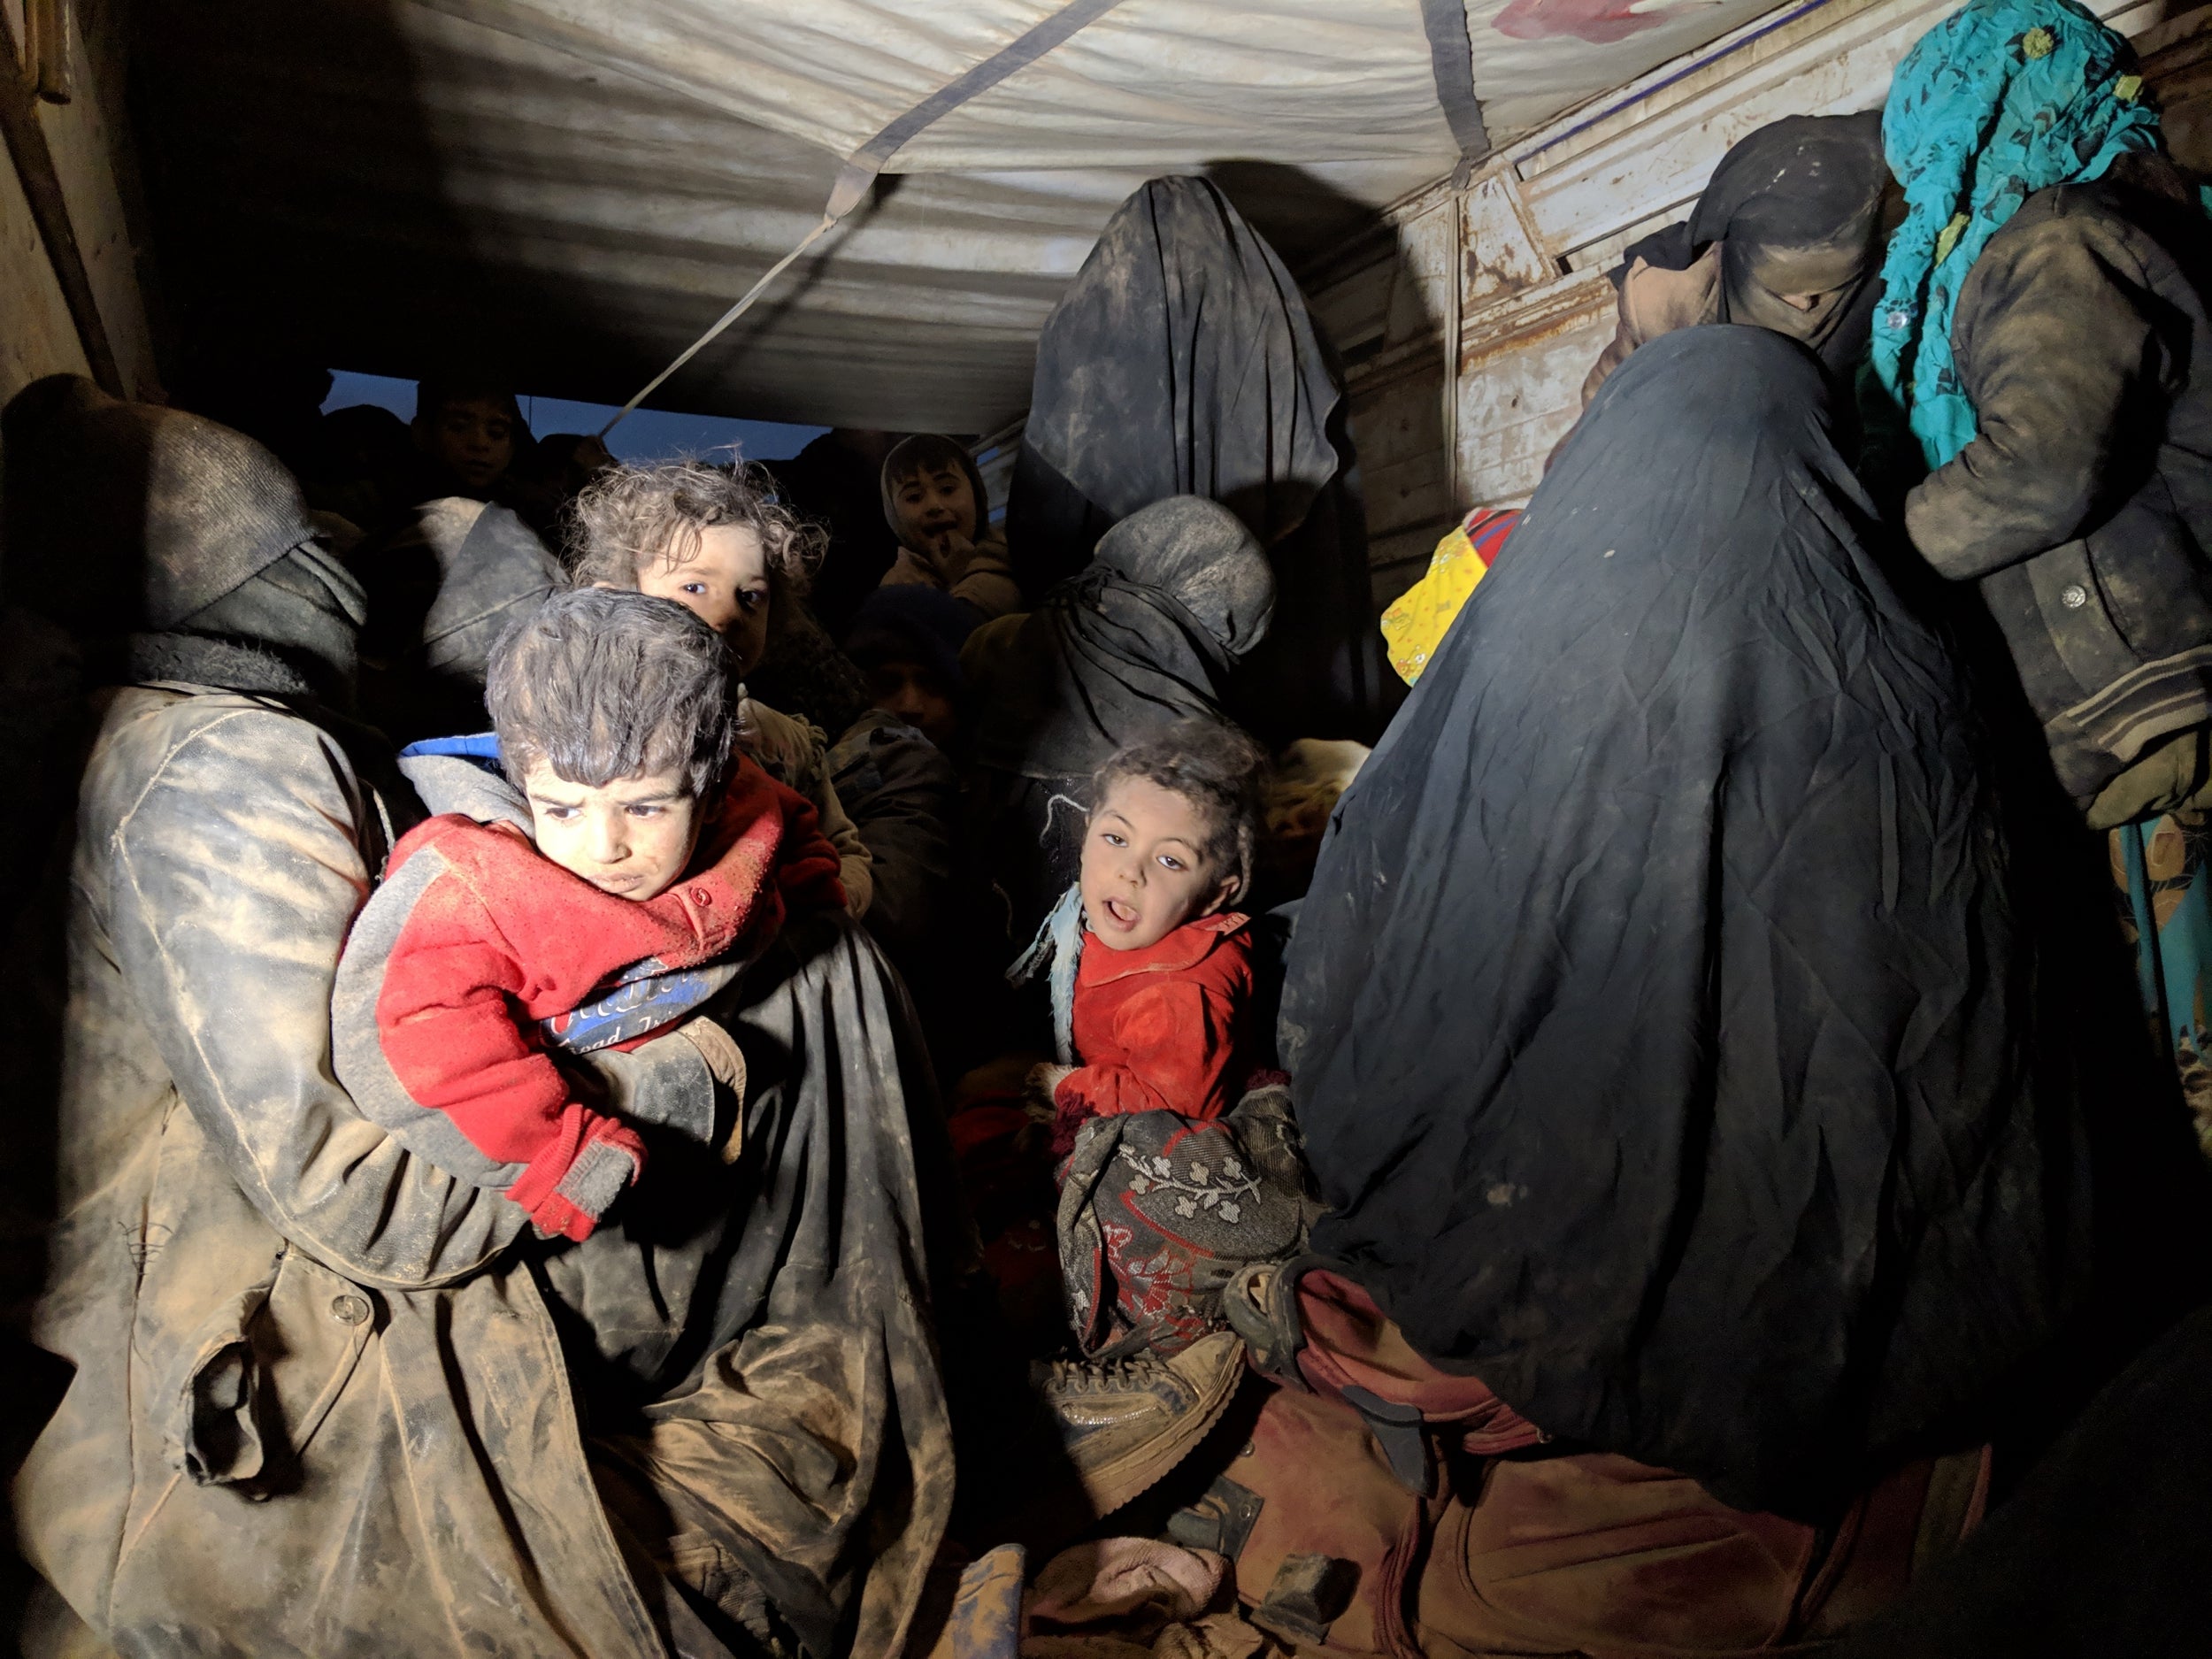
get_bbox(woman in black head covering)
[1281,325,2098,1519]
[1009,176,1383,742]
[1578,112,1894,403]
[971,495,1273,943]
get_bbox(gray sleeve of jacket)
[104,707,527,1286]
[98,706,713,1292]
[1906,210,2175,580]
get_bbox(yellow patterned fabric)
[1380,508,1518,685]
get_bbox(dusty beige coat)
[16,684,950,1658]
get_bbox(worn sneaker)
[1034,1331,1246,1516]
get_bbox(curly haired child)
[567,458,873,916]
[1029,718,1270,1155]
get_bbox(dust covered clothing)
[1052,911,1254,1152]
[1282,328,2094,1518]
[880,526,1024,620]
[16,684,951,1658]
[1904,156,2212,805]
[970,497,1273,941]
[332,755,842,1240]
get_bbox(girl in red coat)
[1030,721,1269,1156]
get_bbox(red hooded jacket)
[1051,911,1253,1154]
[366,756,842,1239]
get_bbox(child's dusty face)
[521,761,703,902]
[865,657,958,749]
[891,464,978,557]
[636,523,771,675]
[1079,775,1235,952]
[429,397,517,491]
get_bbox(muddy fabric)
[14,681,951,1658]
[1006,176,1383,740]
[1027,1539,1225,1632]
[1872,0,2162,472]
[170,539,367,705]
[974,496,1271,787]
[1280,326,2091,1517]
[1222,1329,1985,1657]
[1903,157,2212,805]
[1056,1090,1309,1358]
[17,683,653,1656]
[1578,246,1723,406]
[541,913,955,1659]
[1688,111,1892,369]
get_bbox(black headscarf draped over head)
[1008,175,1384,739]
[1281,326,2089,1518]
[1635,113,1893,369]
[974,495,1272,785]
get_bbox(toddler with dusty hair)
[334,587,844,1240]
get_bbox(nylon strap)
[603,0,1130,434]
[1417,0,1491,188]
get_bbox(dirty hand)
[927,528,976,564]
[1023,1062,1075,1122]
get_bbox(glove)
[525,1116,646,1242]
[676,1016,749,1164]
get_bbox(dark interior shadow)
[1208,157,1431,738]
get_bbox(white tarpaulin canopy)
[142,0,1793,429]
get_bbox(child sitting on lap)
[1029,720,1268,1155]
[334,586,845,1240]
[567,458,875,918]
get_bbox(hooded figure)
[1281,328,2100,1518]
[1008,175,1384,741]
[876,434,1023,619]
[1578,113,1894,404]
[972,495,1273,944]
[352,495,563,741]
[0,370,365,703]
[2,376,952,1659]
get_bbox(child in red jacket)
[333,586,844,1240]
[1028,721,1269,1156]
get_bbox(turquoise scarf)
[1872,0,2162,470]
